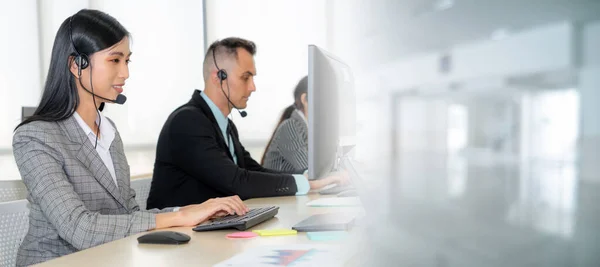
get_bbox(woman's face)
[301,92,308,114]
[72,37,131,105]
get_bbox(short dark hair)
[203,37,256,81]
[207,37,256,58]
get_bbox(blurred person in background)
[261,76,309,173]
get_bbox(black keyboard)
[192,206,279,231]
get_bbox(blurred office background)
[348,0,600,266]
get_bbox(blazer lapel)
[60,116,127,209]
[191,90,235,162]
[213,123,233,161]
[110,132,131,208]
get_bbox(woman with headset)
[261,76,309,173]
[13,9,247,266]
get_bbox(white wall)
[90,0,205,147]
[0,0,41,151]
[38,0,89,83]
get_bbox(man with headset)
[147,37,344,209]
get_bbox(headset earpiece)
[69,16,89,76]
[74,54,89,76]
[213,46,228,81]
[217,69,227,81]
[75,54,89,70]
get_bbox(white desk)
[36,193,366,266]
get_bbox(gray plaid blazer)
[13,115,173,266]
[263,110,308,173]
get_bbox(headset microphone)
[80,85,127,104]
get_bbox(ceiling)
[352,0,600,67]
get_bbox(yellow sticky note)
[252,229,297,236]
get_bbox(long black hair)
[16,9,129,129]
[261,76,308,164]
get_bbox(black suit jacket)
[147,90,299,209]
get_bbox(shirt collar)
[73,111,115,149]
[200,91,229,134]
[295,109,308,124]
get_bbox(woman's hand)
[166,195,249,227]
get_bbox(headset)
[69,15,126,148]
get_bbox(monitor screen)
[308,45,356,179]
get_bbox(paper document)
[214,244,346,267]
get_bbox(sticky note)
[252,229,297,236]
[226,232,258,239]
[306,231,348,241]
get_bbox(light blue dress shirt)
[199,91,309,195]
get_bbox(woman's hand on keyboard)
[177,195,249,226]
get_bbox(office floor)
[357,150,600,267]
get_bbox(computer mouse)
[337,190,358,197]
[137,231,191,245]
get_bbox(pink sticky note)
[226,232,258,239]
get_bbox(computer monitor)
[308,45,356,179]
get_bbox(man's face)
[224,48,256,109]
